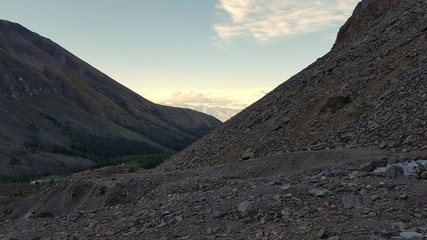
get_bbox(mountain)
[161,103,242,122]
[2,1,427,239]
[0,20,221,176]
[159,0,427,171]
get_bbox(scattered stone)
[342,195,372,209]
[285,193,293,198]
[387,141,400,148]
[256,230,269,240]
[371,194,380,201]
[237,201,255,217]
[273,194,283,203]
[382,182,396,190]
[378,143,387,149]
[384,166,404,177]
[2,151,427,239]
[266,180,282,186]
[317,228,330,239]
[402,135,415,145]
[399,231,424,240]
[360,162,375,172]
[399,194,408,200]
[242,148,254,160]
[368,237,385,240]
[368,211,377,217]
[310,143,329,151]
[392,222,406,231]
[212,210,224,218]
[308,189,329,197]
[373,160,427,177]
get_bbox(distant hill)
[161,103,242,122]
[0,20,221,176]
[160,0,427,171]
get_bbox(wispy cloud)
[165,91,238,108]
[157,89,271,121]
[213,0,359,44]
[156,88,271,109]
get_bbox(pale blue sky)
[0,0,359,111]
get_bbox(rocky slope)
[0,20,221,176]
[159,0,427,171]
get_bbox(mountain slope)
[0,20,221,176]
[160,0,427,171]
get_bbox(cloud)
[213,0,360,44]
[157,89,269,121]
[157,88,271,109]
[165,91,237,108]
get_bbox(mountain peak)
[334,0,402,48]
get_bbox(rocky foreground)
[1,149,427,239]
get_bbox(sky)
[0,0,360,120]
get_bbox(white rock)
[399,231,424,240]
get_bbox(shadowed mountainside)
[0,20,221,176]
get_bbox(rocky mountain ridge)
[159,0,427,171]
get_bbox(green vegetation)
[126,161,140,173]
[21,111,186,171]
[48,144,75,156]
[23,121,166,161]
[295,90,306,100]
[23,136,43,152]
[23,135,171,169]
[121,123,197,151]
[61,123,163,158]
[0,175,37,183]
[23,121,173,169]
